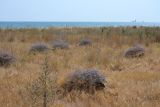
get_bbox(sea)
[0,22,160,29]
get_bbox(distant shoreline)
[0,22,160,29]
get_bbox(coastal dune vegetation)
[0,27,160,107]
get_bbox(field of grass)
[0,27,160,107]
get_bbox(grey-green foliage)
[27,56,58,107]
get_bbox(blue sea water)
[0,22,160,29]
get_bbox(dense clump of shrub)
[124,45,145,58]
[61,69,106,94]
[29,43,49,53]
[79,39,92,46]
[51,40,69,49]
[0,51,16,66]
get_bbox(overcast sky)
[0,0,159,22]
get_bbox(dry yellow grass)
[0,27,160,107]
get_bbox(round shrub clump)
[51,40,69,49]
[61,69,106,94]
[0,51,16,66]
[79,39,92,46]
[29,43,49,53]
[124,45,145,58]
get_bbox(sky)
[0,0,159,22]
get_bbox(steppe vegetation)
[0,27,160,107]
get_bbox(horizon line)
[0,21,160,23]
